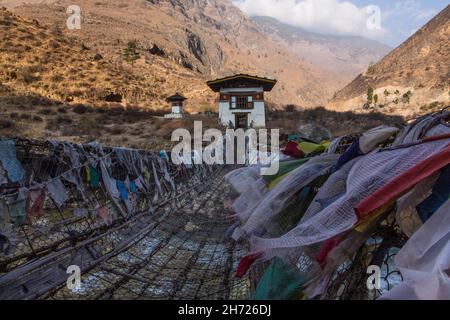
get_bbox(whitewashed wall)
[218,87,266,128]
[172,106,182,114]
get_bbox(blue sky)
[234,0,449,47]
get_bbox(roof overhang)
[166,94,187,102]
[206,74,277,92]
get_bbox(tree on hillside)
[366,62,376,75]
[367,87,374,105]
[122,40,140,67]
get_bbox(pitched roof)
[206,74,277,92]
[166,93,187,101]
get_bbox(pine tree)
[367,87,374,105]
[122,40,140,67]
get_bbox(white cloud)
[233,0,388,39]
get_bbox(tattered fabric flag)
[143,166,150,182]
[47,178,68,207]
[27,186,46,217]
[116,180,129,200]
[158,157,176,191]
[151,162,162,194]
[99,160,127,218]
[359,126,399,154]
[0,163,8,186]
[355,143,450,220]
[250,137,450,263]
[95,205,113,225]
[159,150,168,159]
[124,176,131,191]
[89,166,100,188]
[73,208,89,218]
[130,180,138,193]
[85,166,91,184]
[134,176,147,193]
[253,257,307,300]
[316,234,346,269]
[235,251,263,278]
[282,141,305,159]
[380,199,450,300]
[100,161,120,200]
[0,198,9,232]
[7,188,28,225]
[0,140,25,183]
[62,170,86,198]
[416,165,450,223]
[116,180,132,215]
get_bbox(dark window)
[237,96,247,109]
[230,95,253,109]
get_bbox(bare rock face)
[186,30,206,65]
[148,44,166,57]
[297,123,332,143]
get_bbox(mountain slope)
[252,16,391,80]
[4,0,343,109]
[0,5,211,110]
[328,5,450,117]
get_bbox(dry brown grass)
[0,8,207,111]
[267,107,405,137]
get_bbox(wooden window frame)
[229,93,254,110]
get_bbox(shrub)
[366,62,376,75]
[284,104,297,112]
[0,119,15,129]
[367,87,374,105]
[401,90,413,104]
[108,125,125,135]
[56,115,73,124]
[72,104,92,114]
[38,108,55,115]
[9,112,19,119]
[95,108,107,114]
